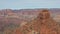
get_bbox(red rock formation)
[11,9,60,34]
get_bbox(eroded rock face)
[37,9,50,23]
[13,9,60,34]
[38,9,50,19]
[37,10,59,34]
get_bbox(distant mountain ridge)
[0,8,60,15]
[0,9,60,23]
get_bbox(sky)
[0,0,60,9]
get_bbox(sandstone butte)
[12,9,60,34]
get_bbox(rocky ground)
[12,9,60,34]
[0,9,60,34]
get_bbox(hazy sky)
[0,0,60,9]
